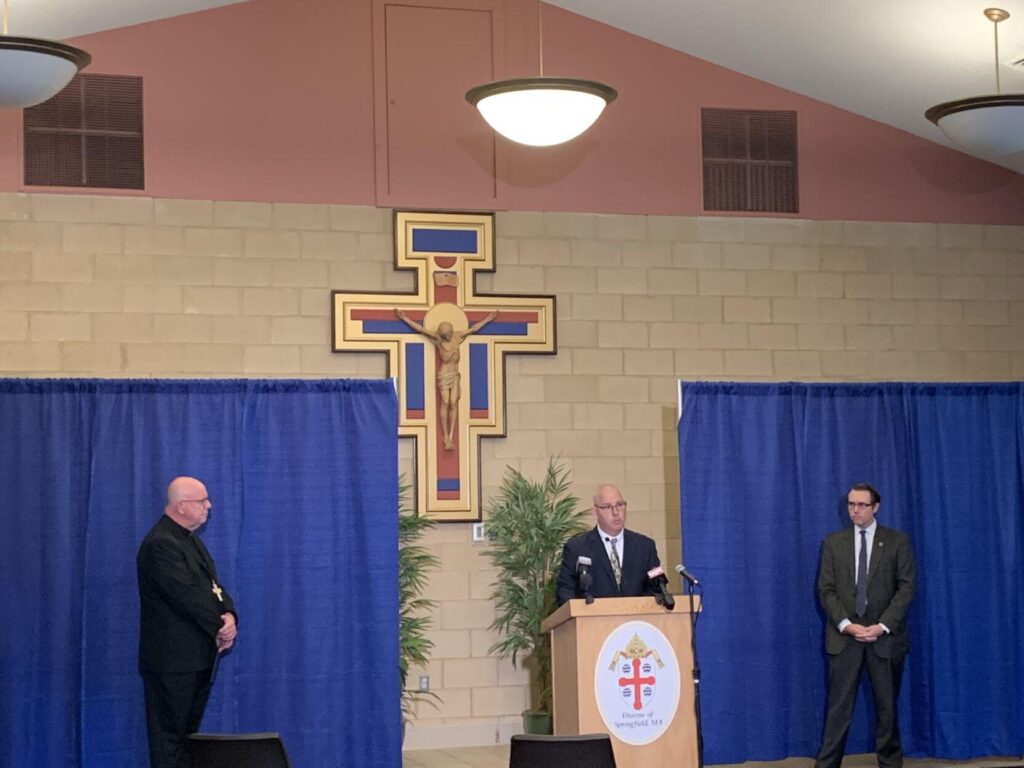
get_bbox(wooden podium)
[541,596,699,768]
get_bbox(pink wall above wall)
[0,0,1021,224]
[0,0,377,205]
[500,7,1024,224]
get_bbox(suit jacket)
[137,514,237,673]
[817,523,916,658]
[555,527,661,605]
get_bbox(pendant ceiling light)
[925,8,1024,156]
[465,3,617,146]
[0,0,91,109]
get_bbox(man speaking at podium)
[555,484,662,605]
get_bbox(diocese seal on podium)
[594,621,680,746]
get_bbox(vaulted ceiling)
[549,0,1024,174]
[10,0,1024,174]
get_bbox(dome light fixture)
[466,76,617,147]
[465,4,617,146]
[925,8,1024,156]
[0,0,91,109]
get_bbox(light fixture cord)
[994,15,1002,94]
[538,1,544,76]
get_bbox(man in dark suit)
[555,484,661,605]
[815,483,916,768]
[137,476,238,768]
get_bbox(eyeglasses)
[180,497,210,505]
[596,501,627,513]
[846,501,874,510]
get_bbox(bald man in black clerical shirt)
[137,476,238,768]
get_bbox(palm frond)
[398,477,441,721]
[483,458,589,713]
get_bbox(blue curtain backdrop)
[0,378,400,768]
[678,382,1024,764]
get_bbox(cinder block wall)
[3,192,1023,748]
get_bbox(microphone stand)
[685,578,704,768]
[580,570,594,605]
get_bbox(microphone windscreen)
[675,564,700,584]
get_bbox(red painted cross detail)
[618,658,655,711]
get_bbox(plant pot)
[522,709,553,735]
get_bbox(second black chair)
[187,732,292,768]
[508,733,617,768]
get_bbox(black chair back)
[508,733,617,768]
[187,732,292,768]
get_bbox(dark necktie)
[855,529,868,616]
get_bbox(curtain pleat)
[0,378,400,768]
[678,381,1024,763]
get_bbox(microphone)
[647,566,675,610]
[675,563,700,586]
[576,556,594,604]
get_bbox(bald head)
[167,476,202,504]
[594,484,623,505]
[164,476,211,531]
[593,484,627,536]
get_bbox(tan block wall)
[4,193,1024,748]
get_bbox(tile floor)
[402,745,1024,768]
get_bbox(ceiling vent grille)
[701,108,798,214]
[24,74,144,190]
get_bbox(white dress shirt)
[598,526,624,571]
[837,520,889,634]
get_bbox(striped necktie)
[607,536,622,587]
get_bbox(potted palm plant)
[399,481,440,732]
[484,459,589,734]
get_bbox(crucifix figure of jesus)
[396,308,497,450]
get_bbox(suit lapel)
[621,530,634,582]
[188,534,216,580]
[160,516,211,578]
[868,524,887,585]
[589,528,619,593]
[840,527,857,588]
